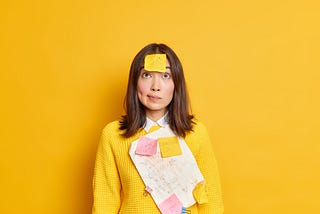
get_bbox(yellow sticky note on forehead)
[144,54,167,73]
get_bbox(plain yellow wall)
[1,0,319,213]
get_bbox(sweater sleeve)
[92,124,121,214]
[195,122,224,214]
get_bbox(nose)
[151,75,160,92]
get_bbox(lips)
[147,95,161,101]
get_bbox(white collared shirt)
[143,112,169,133]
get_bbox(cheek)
[137,80,149,97]
[166,82,175,98]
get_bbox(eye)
[141,72,152,78]
[162,72,171,79]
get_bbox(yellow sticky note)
[144,54,167,73]
[158,137,182,158]
[193,182,209,204]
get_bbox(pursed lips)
[147,94,161,100]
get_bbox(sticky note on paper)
[192,182,209,204]
[158,137,182,158]
[135,136,158,156]
[144,54,167,73]
[159,194,183,214]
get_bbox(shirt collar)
[143,112,169,132]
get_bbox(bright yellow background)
[1,0,319,213]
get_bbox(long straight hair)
[119,43,194,138]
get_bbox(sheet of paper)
[129,126,204,210]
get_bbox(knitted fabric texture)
[92,121,224,214]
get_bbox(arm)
[195,122,224,214]
[92,125,121,214]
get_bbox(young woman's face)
[137,59,174,120]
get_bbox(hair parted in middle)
[119,43,195,138]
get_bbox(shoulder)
[184,120,211,155]
[100,120,142,142]
[100,120,124,140]
[190,120,209,136]
[187,120,212,145]
[102,120,121,132]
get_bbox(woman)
[93,43,223,214]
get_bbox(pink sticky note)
[159,194,183,214]
[135,136,158,156]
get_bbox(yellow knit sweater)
[92,120,223,214]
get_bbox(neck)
[146,110,167,122]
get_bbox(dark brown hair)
[119,43,194,137]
